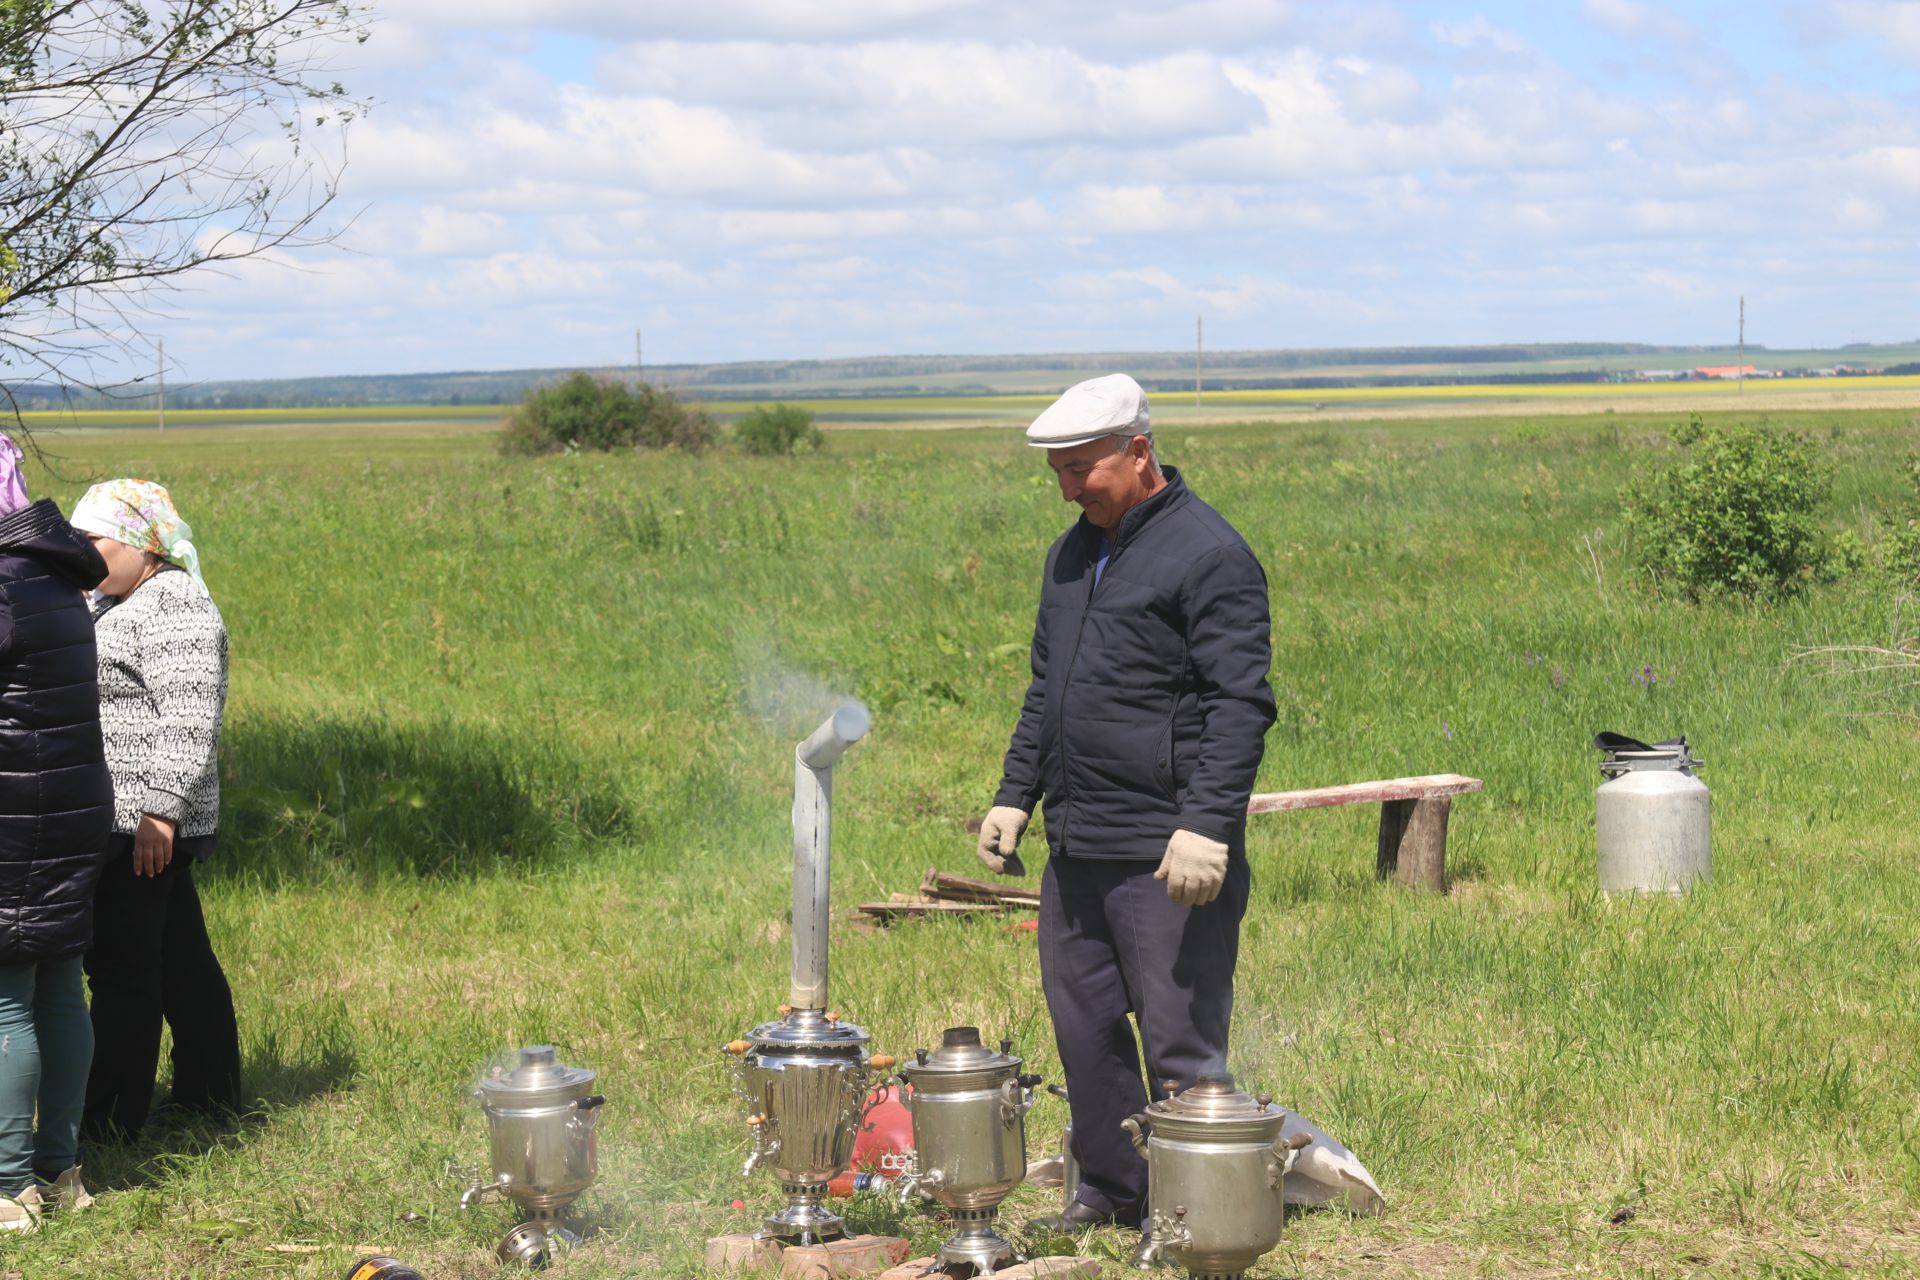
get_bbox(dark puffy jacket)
[994,468,1276,861]
[0,498,112,963]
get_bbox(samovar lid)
[479,1045,597,1106]
[1147,1073,1283,1137]
[901,1026,1022,1089]
[748,1008,873,1051]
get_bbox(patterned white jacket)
[92,568,229,837]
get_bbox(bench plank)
[1246,773,1483,815]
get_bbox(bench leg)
[1376,797,1450,892]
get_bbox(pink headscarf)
[0,435,28,518]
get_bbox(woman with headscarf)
[69,479,238,1142]
[0,436,113,1228]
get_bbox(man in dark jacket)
[973,374,1275,1253]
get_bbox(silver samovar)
[723,704,893,1245]
[1122,1075,1310,1280]
[893,1027,1041,1273]
[462,1045,607,1265]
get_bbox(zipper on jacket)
[1056,529,1124,856]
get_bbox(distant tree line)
[9,341,1918,414]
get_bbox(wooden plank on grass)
[920,867,1041,906]
[857,901,1023,921]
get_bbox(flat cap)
[1026,373,1150,448]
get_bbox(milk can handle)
[1121,1114,1151,1161]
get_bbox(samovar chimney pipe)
[789,702,870,1011]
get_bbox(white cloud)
[348,206,516,257]
[599,42,1263,148]
[1581,0,1698,43]
[1830,0,1920,60]
[1851,144,1920,190]
[1429,16,1537,56]
[423,252,614,307]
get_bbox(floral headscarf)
[70,479,207,595]
[0,435,28,519]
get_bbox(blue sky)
[166,0,1920,381]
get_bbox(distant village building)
[1694,365,1776,379]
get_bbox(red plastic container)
[832,1086,913,1194]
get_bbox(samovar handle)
[999,1077,1038,1125]
[1266,1130,1310,1187]
[893,1072,913,1112]
[859,1063,897,1119]
[568,1094,606,1137]
[1121,1114,1151,1161]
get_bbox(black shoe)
[1128,1232,1166,1270]
[1028,1200,1118,1234]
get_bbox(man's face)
[1046,434,1153,531]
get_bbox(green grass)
[4,405,1919,1278]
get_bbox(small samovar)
[461,1045,607,1265]
[893,1027,1040,1273]
[1123,1075,1310,1280]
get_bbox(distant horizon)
[127,334,1920,390]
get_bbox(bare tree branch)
[0,0,368,418]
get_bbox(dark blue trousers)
[1038,852,1249,1224]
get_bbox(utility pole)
[1194,315,1202,410]
[157,337,165,431]
[635,328,643,387]
[1737,296,1745,394]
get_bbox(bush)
[499,372,715,455]
[735,403,822,456]
[1620,416,1832,600]
[1873,452,1920,586]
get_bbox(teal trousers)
[0,957,92,1193]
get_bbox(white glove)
[975,806,1031,875]
[1156,830,1229,906]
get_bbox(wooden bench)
[1246,773,1484,892]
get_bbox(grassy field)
[3,400,1918,1279]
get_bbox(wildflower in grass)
[1551,666,1564,688]
[1442,719,1452,741]
[1633,663,1660,688]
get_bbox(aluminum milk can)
[1047,1084,1079,1213]
[1594,732,1711,895]
[895,1026,1041,1272]
[1122,1076,1305,1280]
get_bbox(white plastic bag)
[1279,1112,1386,1215]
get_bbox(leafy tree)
[498,373,715,455]
[0,0,366,406]
[735,403,822,456]
[1620,417,1832,600]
